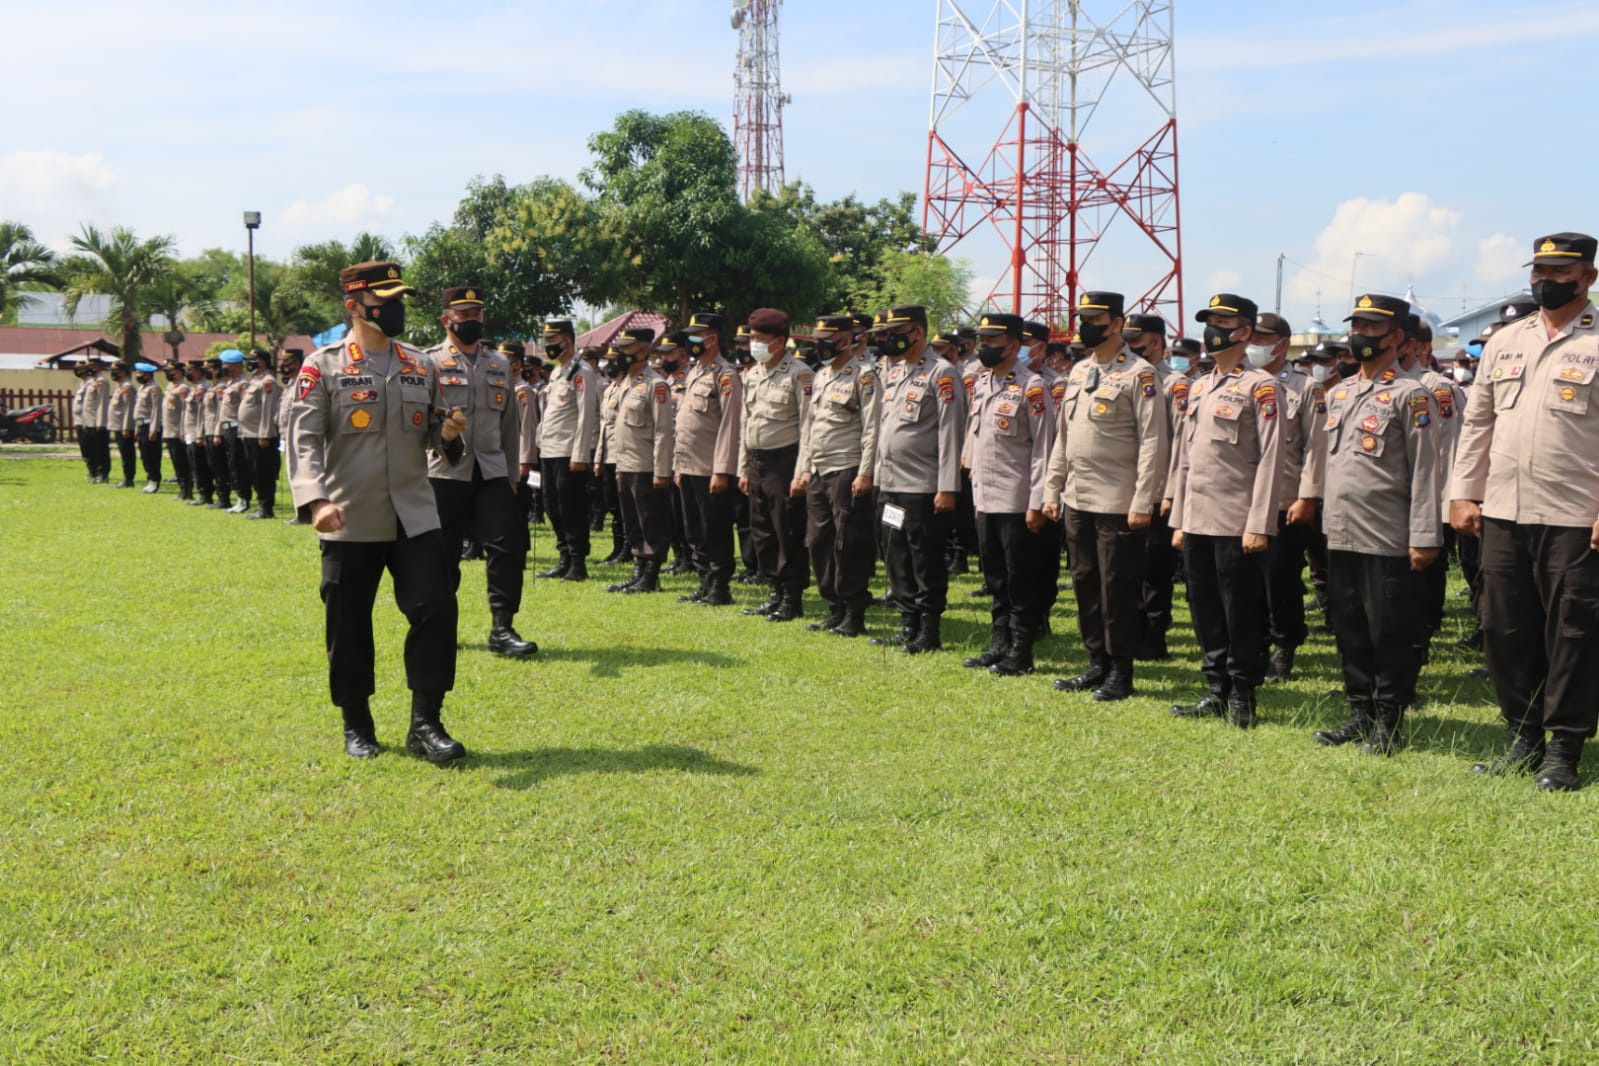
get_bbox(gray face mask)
[1310,363,1333,383]
[1244,343,1277,369]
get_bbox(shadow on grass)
[470,743,760,790]
[458,644,741,678]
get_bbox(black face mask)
[1532,278,1583,310]
[816,338,839,358]
[544,343,564,360]
[1077,321,1111,349]
[1202,324,1239,354]
[1350,331,1390,362]
[1337,361,1359,379]
[451,320,484,346]
[977,343,1008,368]
[364,300,406,338]
[879,331,913,357]
[659,358,680,375]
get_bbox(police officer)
[1021,320,1069,627]
[653,333,694,575]
[217,349,252,514]
[236,349,282,519]
[107,360,138,488]
[183,359,214,506]
[1311,293,1441,754]
[1399,317,1465,663]
[737,308,814,622]
[1169,294,1284,728]
[204,353,234,510]
[947,330,981,579]
[277,350,305,524]
[132,361,163,491]
[535,320,602,581]
[69,360,92,479]
[159,360,192,500]
[595,348,630,566]
[962,313,1053,674]
[673,312,743,607]
[424,287,536,658]
[1246,313,1326,684]
[287,260,469,764]
[1450,232,1599,790]
[606,328,676,594]
[1125,315,1183,660]
[508,342,542,550]
[871,305,966,653]
[79,356,112,482]
[795,314,879,636]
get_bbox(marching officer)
[183,359,214,506]
[107,360,138,488]
[1450,232,1599,790]
[535,320,602,581]
[217,349,252,514]
[133,361,163,492]
[870,305,966,653]
[795,314,880,636]
[737,308,814,622]
[287,260,469,764]
[1247,313,1326,684]
[672,312,743,607]
[237,349,283,520]
[159,360,192,500]
[607,328,676,594]
[963,313,1054,674]
[1044,293,1168,700]
[1168,294,1283,728]
[423,287,537,658]
[1312,293,1440,754]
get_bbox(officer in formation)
[535,319,602,581]
[673,312,743,608]
[107,360,138,488]
[217,348,252,514]
[1123,315,1184,661]
[74,355,111,482]
[183,358,215,505]
[159,359,193,499]
[606,327,678,594]
[132,361,164,492]
[238,349,283,519]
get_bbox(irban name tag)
[881,503,906,530]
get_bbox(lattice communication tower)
[732,0,790,201]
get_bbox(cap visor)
[368,282,416,298]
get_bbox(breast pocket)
[486,385,508,412]
[900,389,927,422]
[1548,367,1595,415]
[623,400,649,428]
[1087,385,1124,423]
[399,385,431,434]
[1208,401,1243,443]
[1493,367,1525,411]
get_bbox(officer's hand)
[310,499,345,533]
[1025,508,1045,534]
[1171,529,1184,550]
[851,474,873,497]
[257,439,270,449]
[520,463,533,482]
[738,476,750,495]
[1160,498,1172,518]
[212,436,222,446]
[441,407,467,442]
[710,473,730,494]
[653,476,671,490]
[1242,532,1270,554]
[1128,510,1152,530]
[791,473,810,497]
[1450,499,1483,537]
[1287,498,1318,525]
[1043,502,1060,522]
[934,491,956,514]
[123,430,133,439]
[1409,546,1440,572]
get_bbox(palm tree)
[143,267,217,362]
[0,221,62,323]
[61,224,176,364]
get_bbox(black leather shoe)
[488,623,539,658]
[743,591,782,617]
[1361,702,1403,755]
[808,604,846,632]
[963,627,1009,669]
[1053,662,1107,692]
[344,730,380,759]
[536,555,570,579]
[1266,646,1295,684]
[700,581,733,606]
[1171,684,1228,718]
[1314,703,1372,746]
[607,561,645,593]
[871,613,919,646]
[1536,734,1585,792]
[1091,661,1134,702]
[679,577,710,604]
[622,561,662,593]
[561,558,588,582]
[767,593,802,622]
[1471,724,1546,776]
[831,604,867,638]
[406,721,465,764]
[989,635,1034,676]
[902,615,943,655]
[1225,687,1258,729]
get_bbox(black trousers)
[76,426,91,475]
[1480,518,1599,737]
[1265,511,1314,651]
[432,467,525,618]
[668,478,688,553]
[1304,510,1330,601]
[114,430,136,484]
[164,437,191,494]
[189,440,213,498]
[249,438,280,514]
[83,427,110,478]
[1327,550,1425,706]
[225,426,252,504]
[540,456,591,562]
[207,436,231,497]
[1422,526,1455,633]
[733,487,756,571]
[680,474,736,580]
[137,425,162,483]
[618,471,672,561]
[951,467,978,560]
[748,445,807,594]
[1141,508,1177,640]
[319,525,457,707]
[1459,531,1483,599]
[977,510,1047,632]
[1184,533,1268,689]
[807,467,876,608]
[882,491,952,616]
[1064,507,1145,662]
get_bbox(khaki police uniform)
[614,366,676,563]
[238,368,283,517]
[738,350,814,603]
[161,373,193,498]
[219,370,252,508]
[202,370,233,506]
[1263,365,1328,664]
[79,369,111,481]
[797,347,879,618]
[134,374,164,489]
[108,373,138,486]
[536,351,603,571]
[674,353,743,592]
[184,373,214,503]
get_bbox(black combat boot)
[743,588,782,616]
[607,560,645,593]
[947,552,969,576]
[1091,659,1135,702]
[1362,701,1404,755]
[701,577,734,606]
[767,590,802,622]
[1470,721,1546,777]
[1135,629,1171,662]
[679,573,711,603]
[832,603,867,638]
[602,529,628,565]
[341,700,379,759]
[665,547,692,575]
[1266,645,1296,684]
[536,552,570,579]
[561,556,588,582]
[902,614,943,655]
[808,602,847,632]
[1172,681,1229,718]
[487,613,539,658]
[990,627,1034,676]
[1053,659,1108,692]
[1314,700,1373,746]
[1225,685,1258,729]
[1536,734,1586,792]
[622,560,661,593]
[871,611,919,646]
[405,691,465,765]
[963,622,1011,669]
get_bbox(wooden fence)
[0,388,76,443]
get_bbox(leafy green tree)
[0,221,61,324]
[60,225,176,364]
[280,233,398,334]
[857,251,974,332]
[749,184,931,312]
[495,176,620,315]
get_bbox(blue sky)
[5,0,1596,332]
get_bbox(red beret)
[746,307,791,335]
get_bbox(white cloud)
[1206,269,1242,295]
[0,150,117,212]
[280,184,396,231]
[1287,193,1461,306]
[1475,233,1525,288]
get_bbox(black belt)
[749,444,798,461]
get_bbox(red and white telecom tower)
[731,0,790,201]
[923,1,1183,332]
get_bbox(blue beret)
[134,362,158,372]
[219,349,245,364]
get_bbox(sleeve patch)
[1050,381,1067,403]
[860,370,876,397]
[798,372,814,398]
[295,366,322,402]
[655,381,669,404]
[1025,384,1045,403]
[938,376,956,404]
[1433,386,1455,418]
[720,372,734,396]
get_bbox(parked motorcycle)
[0,404,57,443]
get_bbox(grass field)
[2,454,1596,1064]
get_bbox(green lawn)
[1,455,1594,1064]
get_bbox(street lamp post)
[243,211,261,351]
